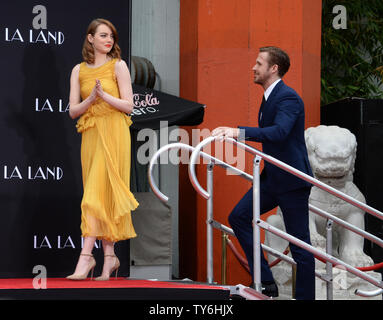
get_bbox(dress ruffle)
[76,100,117,133]
[76,111,95,133]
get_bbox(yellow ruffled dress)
[76,58,138,242]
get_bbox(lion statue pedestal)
[265,125,382,300]
[267,259,382,300]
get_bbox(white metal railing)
[188,136,383,298]
[148,143,295,281]
[148,138,383,299]
[189,137,383,219]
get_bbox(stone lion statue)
[266,125,373,267]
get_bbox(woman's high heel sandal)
[95,255,120,281]
[66,253,96,280]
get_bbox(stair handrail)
[147,139,383,298]
[147,142,295,269]
[148,142,252,203]
[188,136,383,298]
[189,136,383,221]
[187,136,383,248]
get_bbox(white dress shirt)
[264,78,281,101]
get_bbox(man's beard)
[254,68,274,86]
[253,74,266,85]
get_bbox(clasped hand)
[89,79,105,102]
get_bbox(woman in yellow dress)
[67,18,139,280]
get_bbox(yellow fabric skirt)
[79,112,138,242]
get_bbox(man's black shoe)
[250,282,279,298]
[262,282,279,297]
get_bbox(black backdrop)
[321,98,383,273]
[0,1,132,278]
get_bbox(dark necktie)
[258,96,266,127]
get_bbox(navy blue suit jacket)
[238,80,313,193]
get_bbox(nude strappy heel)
[95,255,120,281]
[66,253,96,280]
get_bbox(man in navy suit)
[212,46,315,300]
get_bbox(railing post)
[221,232,228,285]
[292,263,297,299]
[253,155,262,292]
[326,219,334,300]
[207,160,214,284]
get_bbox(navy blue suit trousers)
[229,185,315,300]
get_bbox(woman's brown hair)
[82,18,121,64]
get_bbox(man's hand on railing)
[211,126,240,140]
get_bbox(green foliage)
[321,0,383,105]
